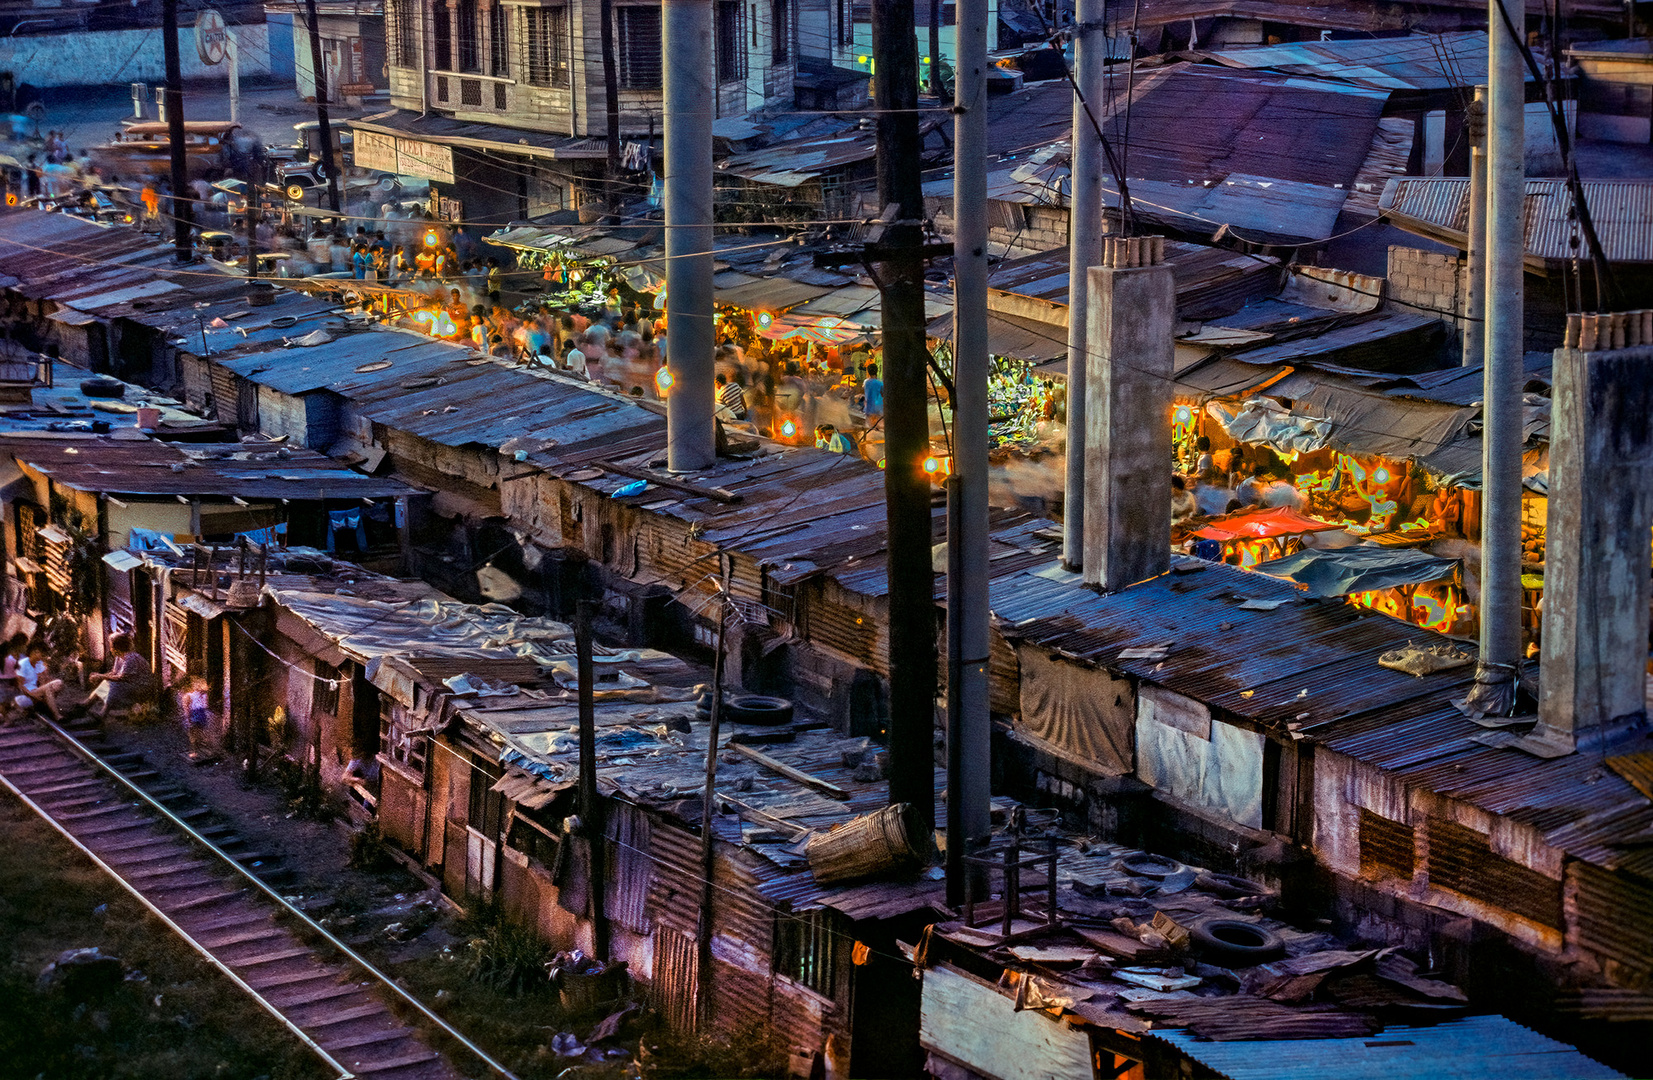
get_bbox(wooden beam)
[729,742,849,800]
[594,459,742,504]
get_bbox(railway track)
[0,715,518,1080]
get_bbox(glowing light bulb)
[781,419,797,438]
[1174,406,1192,423]
[756,311,773,330]
[655,367,673,392]
[923,456,941,474]
[423,230,439,247]
[1373,467,1390,484]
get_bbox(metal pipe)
[29,714,521,1080]
[0,769,356,1080]
[662,0,716,472]
[947,0,992,908]
[1472,0,1526,712]
[1062,0,1107,571]
[1463,85,1487,368]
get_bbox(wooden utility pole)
[599,0,623,211]
[575,600,610,961]
[161,0,192,261]
[694,599,728,1030]
[872,0,938,840]
[302,0,343,217]
[928,0,943,94]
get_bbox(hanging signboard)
[352,130,455,184]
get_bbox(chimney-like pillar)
[1535,342,1653,753]
[1082,239,1175,591]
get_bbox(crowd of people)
[1171,436,1306,526]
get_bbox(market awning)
[716,275,834,312]
[1255,545,1458,597]
[926,309,1067,364]
[1193,506,1342,541]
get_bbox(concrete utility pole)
[947,0,991,906]
[662,0,716,472]
[161,0,192,262]
[575,601,610,961]
[303,0,343,217]
[1470,0,1525,714]
[1062,0,1107,571]
[872,0,938,839]
[1463,85,1487,368]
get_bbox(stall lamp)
[757,311,773,330]
[1373,467,1390,484]
[923,456,942,475]
[1174,406,1192,423]
[780,419,797,438]
[655,367,673,392]
[423,230,439,248]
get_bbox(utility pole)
[694,599,727,1030]
[947,0,991,906]
[245,158,260,280]
[161,0,192,262]
[1469,0,1525,715]
[303,0,343,217]
[872,0,938,840]
[1062,0,1106,570]
[575,601,609,961]
[662,0,716,471]
[599,0,623,210]
[1462,85,1487,368]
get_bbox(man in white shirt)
[19,641,63,720]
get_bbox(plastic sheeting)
[1256,545,1458,597]
[1207,397,1332,455]
[1136,686,1263,829]
[1014,645,1134,775]
[1193,505,1341,541]
[268,588,574,665]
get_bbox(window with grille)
[488,1,510,75]
[616,5,661,89]
[389,0,420,66]
[460,77,483,105]
[771,0,789,61]
[312,660,341,717]
[525,6,570,87]
[432,0,452,69]
[1358,809,1414,881]
[457,0,481,71]
[494,81,508,108]
[1426,817,1563,929]
[775,909,839,997]
[716,0,747,83]
[435,74,449,101]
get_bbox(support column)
[161,0,192,262]
[1468,0,1525,713]
[662,0,716,472]
[1082,242,1174,592]
[947,0,991,906]
[1535,345,1653,754]
[1062,0,1107,571]
[1463,85,1487,368]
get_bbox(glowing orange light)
[655,366,673,392]
[780,419,797,438]
[423,230,440,248]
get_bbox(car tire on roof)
[1191,918,1286,967]
[723,694,794,726]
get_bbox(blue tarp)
[1256,545,1457,597]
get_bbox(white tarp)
[1207,397,1333,456]
[1135,686,1264,829]
[267,588,574,666]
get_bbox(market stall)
[1256,545,1472,635]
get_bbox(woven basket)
[805,802,924,885]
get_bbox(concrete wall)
[1386,245,1465,345]
[0,25,271,89]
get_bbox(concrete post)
[1536,347,1653,754]
[947,0,991,905]
[1082,252,1175,591]
[1469,0,1526,712]
[662,0,716,472]
[1062,0,1108,572]
[1463,85,1487,368]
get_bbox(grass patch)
[0,796,330,1080]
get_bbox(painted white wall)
[0,24,272,90]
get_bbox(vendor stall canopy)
[1256,545,1458,598]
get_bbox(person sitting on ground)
[1,631,27,693]
[87,633,152,719]
[815,423,857,454]
[716,372,748,420]
[18,640,63,720]
[1171,474,1198,523]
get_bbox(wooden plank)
[595,459,743,504]
[728,743,849,800]
[919,962,1094,1080]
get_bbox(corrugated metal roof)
[1156,1014,1623,1080]
[1381,178,1653,264]
[350,109,609,160]
[1187,32,1504,91]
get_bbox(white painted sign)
[353,129,455,184]
[195,9,228,66]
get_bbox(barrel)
[805,802,925,885]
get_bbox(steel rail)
[0,752,357,1080]
[32,715,523,1080]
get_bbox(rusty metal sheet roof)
[1381,178,1653,264]
[1185,32,1502,92]
[3,437,417,499]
